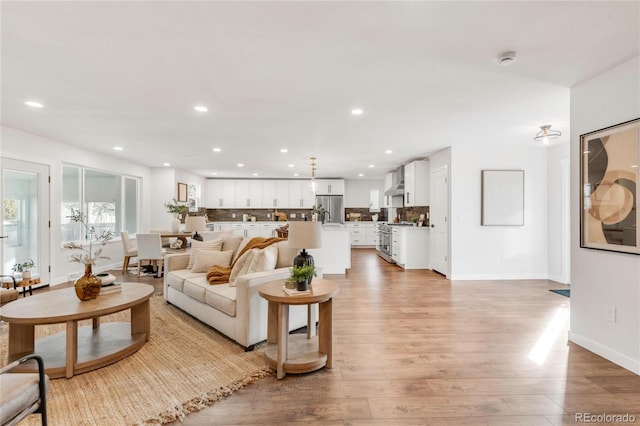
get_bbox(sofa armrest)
[165,253,189,272]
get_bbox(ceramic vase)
[22,271,32,280]
[171,214,181,233]
[75,264,102,301]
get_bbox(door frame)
[430,164,450,277]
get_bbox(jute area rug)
[0,295,271,425]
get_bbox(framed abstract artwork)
[580,118,639,254]
[481,170,524,226]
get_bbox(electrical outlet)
[605,305,617,323]
[290,213,296,218]
[267,213,271,218]
[232,213,236,218]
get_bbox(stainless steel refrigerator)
[315,195,344,224]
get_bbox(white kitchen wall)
[569,55,640,374]
[1,125,152,285]
[150,168,176,230]
[344,178,385,208]
[449,143,549,280]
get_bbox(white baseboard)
[569,331,640,375]
[449,273,549,281]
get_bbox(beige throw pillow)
[229,245,278,287]
[187,239,223,270]
[191,250,233,273]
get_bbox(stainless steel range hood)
[384,165,405,196]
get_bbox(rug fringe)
[138,367,273,425]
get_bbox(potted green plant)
[165,199,189,232]
[12,259,36,279]
[288,264,317,291]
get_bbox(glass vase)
[75,263,102,301]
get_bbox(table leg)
[276,303,289,380]
[266,300,278,344]
[318,298,333,369]
[131,298,151,341]
[8,323,34,360]
[93,317,100,329]
[66,320,78,378]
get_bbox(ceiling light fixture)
[385,149,393,154]
[280,148,288,153]
[351,108,364,115]
[163,162,171,167]
[358,173,364,177]
[113,146,123,151]
[368,164,374,168]
[288,164,294,168]
[309,157,318,193]
[237,163,244,167]
[212,147,222,152]
[25,101,44,108]
[194,106,208,112]
[533,125,561,145]
[252,173,259,176]
[496,51,516,66]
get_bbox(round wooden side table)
[259,278,339,379]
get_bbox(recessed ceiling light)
[212,147,222,152]
[368,164,374,168]
[25,101,44,108]
[163,162,171,167]
[280,148,288,153]
[113,146,123,151]
[211,172,218,176]
[237,163,244,167]
[252,173,259,176]
[194,105,208,112]
[288,164,295,168]
[293,173,299,177]
[385,149,392,154]
[358,173,364,177]
[351,108,364,116]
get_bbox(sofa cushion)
[228,249,255,285]
[205,283,237,317]
[191,250,234,273]
[221,235,244,260]
[166,269,204,292]
[187,239,223,269]
[182,276,209,302]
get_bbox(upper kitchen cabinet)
[261,180,289,209]
[404,160,429,206]
[235,180,262,208]
[288,180,315,208]
[315,179,345,195]
[206,179,235,208]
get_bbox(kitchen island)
[309,224,351,274]
[390,225,430,269]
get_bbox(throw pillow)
[229,245,278,287]
[228,248,256,285]
[274,240,297,269]
[221,235,244,259]
[191,250,233,273]
[187,239,223,270]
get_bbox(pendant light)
[309,157,318,193]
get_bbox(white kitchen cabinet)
[261,180,289,209]
[315,179,345,195]
[235,180,262,208]
[206,179,235,208]
[231,223,260,238]
[391,226,430,269]
[404,160,429,207]
[259,222,280,238]
[366,225,379,246]
[346,222,366,246]
[288,180,315,208]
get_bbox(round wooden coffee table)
[259,279,339,379]
[0,283,154,378]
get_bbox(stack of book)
[281,286,311,296]
[100,283,122,295]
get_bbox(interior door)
[1,158,50,285]
[430,165,449,276]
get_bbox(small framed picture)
[177,182,188,202]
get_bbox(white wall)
[450,143,549,280]
[344,178,384,208]
[547,142,570,283]
[569,56,640,374]
[150,168,176,230]
[1,126,152,284]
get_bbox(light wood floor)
[35,250,640,425]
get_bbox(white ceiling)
[1,1,638,179]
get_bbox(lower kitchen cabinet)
[390,226,430,269]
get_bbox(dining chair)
[121,231,138,273]
[149,229,171,247]
[136,233,167,278]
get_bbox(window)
[61,165,139,243]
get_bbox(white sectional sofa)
[163,237,313,349]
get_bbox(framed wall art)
[177,182,188,202]
[580,118,639,254]
[481,170,524,226]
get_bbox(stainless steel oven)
[376,223,394,263]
